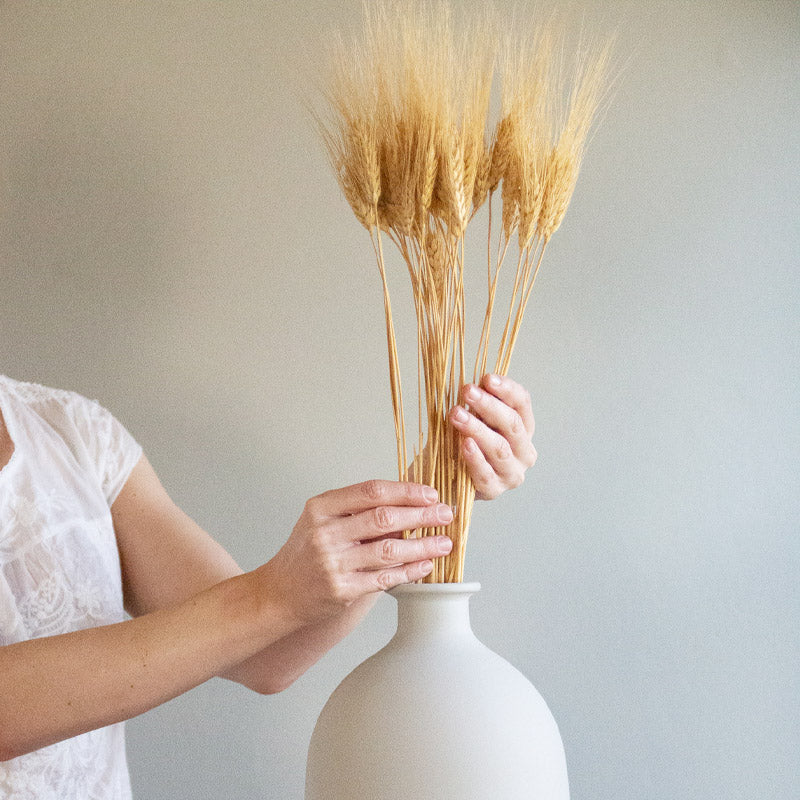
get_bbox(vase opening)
[388,581,481,642]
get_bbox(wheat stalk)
[315,1,611,582]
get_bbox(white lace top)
[0,376,142,800]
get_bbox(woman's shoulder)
[0,374,142,504]
[0,374,104,419]
[0,375,116,455]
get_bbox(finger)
[461,383,534,462]
[340,501,454,542]
[307,479,440,520]
[480,374,535,437]
[345,534,453,573]
[449,404,521,484]
[460,436,504,500]
[351,557,438,594]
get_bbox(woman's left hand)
[448,374,537,501]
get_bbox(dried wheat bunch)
[315,1,611,582]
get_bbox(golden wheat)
[315,1,611,582]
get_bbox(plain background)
[1,1,798,798]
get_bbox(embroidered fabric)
[0,376,142,800]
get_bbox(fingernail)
[420,560,434,574]
[465,385,480,402]
[488,374,502,388]
[422,486,438,503]
[436,504,453,524]
[436,536,453,554]
[453,406,468,423]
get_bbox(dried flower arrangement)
[315,2,612,582]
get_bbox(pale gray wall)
[1,1,798,798]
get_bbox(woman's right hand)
[257,480,453,627]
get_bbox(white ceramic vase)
[305,582,569,800]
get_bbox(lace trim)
[0,724,131,800]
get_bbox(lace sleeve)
[63,393,143,506]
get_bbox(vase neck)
[390,583,480,642]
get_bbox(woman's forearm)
[0,571,287,762]
[219,593,378,693]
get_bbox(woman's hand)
[258,480,453,627]
[449,374,537,500]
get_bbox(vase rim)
[388,581,481,597]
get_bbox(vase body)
[305,583,569,800]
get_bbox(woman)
[0,371,536,798]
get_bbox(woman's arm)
[0,479,451,760]
[0,567,277,760]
